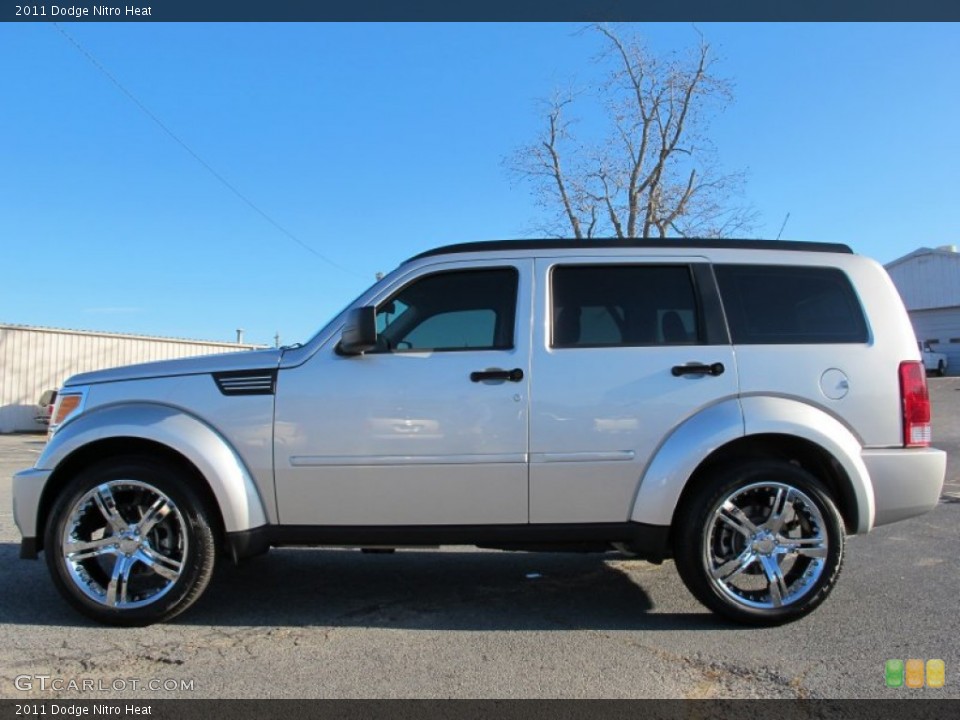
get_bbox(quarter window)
[551,265,701,348]
[375,268,517,352]
[715,265,868,344]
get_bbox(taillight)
[899,361,931,447]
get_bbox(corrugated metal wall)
[0,324,262,433]
[885,248,960,376]
[886,250,960,311]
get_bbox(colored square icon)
[885,659,904,688]
[905,659,925,688]
[926,660,945,688]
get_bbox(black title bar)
[6,0,960,22]
[0,700,958,720]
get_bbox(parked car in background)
[919,341,948,376]
[34,389,57,426]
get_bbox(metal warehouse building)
[0,323,262,433]
[886,245,960,374]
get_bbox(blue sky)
[2,23,958,346]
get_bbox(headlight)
[49,387,88,435]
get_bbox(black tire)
[44,456,216,626]
[937,361,946,377]
[673,461,844,626]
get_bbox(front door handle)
[470,368,524,383]
[671,362,725,377]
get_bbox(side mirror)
[338,306,378,355]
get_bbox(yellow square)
[926,659,945,688]
[905,659,925,688]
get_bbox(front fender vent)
[213,370,277,396]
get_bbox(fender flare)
[629,399,745,527]
[37,402,268,534]
[630,396,874,533]
[739,395,874,533]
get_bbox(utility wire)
[53,23,358,277]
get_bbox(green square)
[886,659,905,688]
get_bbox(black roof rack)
[406,238,854,263]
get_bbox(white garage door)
[910,307,960,375]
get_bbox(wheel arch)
[36,436,226,555]
[630,395,874,537]
[671,434,861,538]
[33,403,268,555]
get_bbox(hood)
[64,348,284,387]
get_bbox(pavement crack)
[144,655,185,666]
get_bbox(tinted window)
[375,268,517,352]
[715,265,868,344]
[551,265,701,348]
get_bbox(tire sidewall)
[675,461,845,625]
[45,456,215,626]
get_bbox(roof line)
[405,238,854,263]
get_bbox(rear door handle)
[671,362,725,377]
[470,368,524,383]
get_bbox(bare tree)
[509,25,757,239]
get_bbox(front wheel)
[674,461,844,625]
[44,457,216,626]
[937,361,946,377]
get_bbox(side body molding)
[630,396,875,534]
[36,403,268,534]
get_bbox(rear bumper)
[862,448,946,527]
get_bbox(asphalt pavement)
[1,379,957,699]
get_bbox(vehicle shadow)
[0,543,732,631]
[0,542,79,625]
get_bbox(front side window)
[551,265,701,348]
[374,268,517,352]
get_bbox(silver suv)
[12,239,947,626]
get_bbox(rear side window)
[551,265,701,348]
[715,265,868,344]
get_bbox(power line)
[53,23,358,277]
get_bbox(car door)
[529,257,739,524]
[274,259,532,526]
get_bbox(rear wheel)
[937,361,946,377]
[674,461,844,625]
[45,457,216,626]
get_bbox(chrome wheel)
[47,457,216,625]
[674,461,844,625]
[703,481,828,611]
[61,479,188,609]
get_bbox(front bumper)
[862,447,947,527]
[12,467,52,557]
